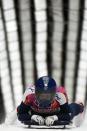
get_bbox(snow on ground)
[0,111,87,131]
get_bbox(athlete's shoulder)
[56,86,67,94]
[55,86,68,105]
[23,84,35,103]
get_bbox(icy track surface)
[0,112,87,131]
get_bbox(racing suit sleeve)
[17,102,31,122]
[55,89,71,121]
[58,103,71,121]
[55,87,84,122]
[17,85,35,122]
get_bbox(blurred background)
[0,0,87,124]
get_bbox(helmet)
[35,76,57,108]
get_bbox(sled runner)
[23,120,73,129]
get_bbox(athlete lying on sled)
[17,76,84,126]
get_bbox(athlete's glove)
[45,115,58,126]
[31,115,44,125]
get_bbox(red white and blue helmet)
[35,76,57,108]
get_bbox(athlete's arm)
[55,87,71,121]
[17,85,35,122]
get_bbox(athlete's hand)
[45,115,58,126]
[31,115,44,125]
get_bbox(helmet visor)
[36,92,55,104]
[38,93,52,101]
